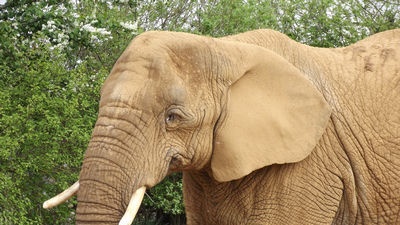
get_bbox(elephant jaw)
[43,181,146,225]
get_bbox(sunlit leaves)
[0,26,104,223]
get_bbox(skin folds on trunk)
[76,121,146,224]
[76,164,128,224]
[75,99,166,224]
[43,181,146,224]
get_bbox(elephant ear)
[211,47,331,182]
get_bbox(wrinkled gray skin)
[75,29,400,224]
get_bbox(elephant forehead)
[100,72,147,105]
[101,69,188,113]
[141,76,188,109]
[103,55,168,97]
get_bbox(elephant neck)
[182,169,257,224]
[182,155,344,225]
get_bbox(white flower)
[57,33,66,41]
[43,5,53,13]
[72,12,80,18]
[42,20,57,32]
[58,4,68,14]
[91,35,101,43]
[104,0,113,9]
[120,21,138,30]
[82,23,96,32]
[82,23,111,36]
[97,28,111,36]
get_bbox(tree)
[270,0,400,47]
[0,21,104,224]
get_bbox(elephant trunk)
[76,157,146,224]
[75,121,149,224]
[76,186,146,225]
[76,162,129,224]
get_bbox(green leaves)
[145,174,184,215]
[0,24,104,223]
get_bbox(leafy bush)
[135,174,185,225]
[0,21,106,224]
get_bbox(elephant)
[43,29,400,225]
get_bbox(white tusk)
[119,186,146,225]
[43,181,79,209]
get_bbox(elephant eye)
[165,107,193,130]
[166,113,178,123]
[165,109,182,126]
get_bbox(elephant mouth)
[43,181,147,225]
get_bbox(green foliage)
[0,20,106,224]
[196,0,400,47]
[0,0,399,224]
[145,174,184,215]
[196,0,278,36]
[134,174,185,225]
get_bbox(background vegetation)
[0,0,398,224]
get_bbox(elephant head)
[43,31,331,224]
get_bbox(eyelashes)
[164,106,195,130]
[165,111,181,124]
